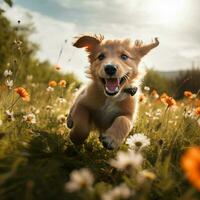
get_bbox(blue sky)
[2,0,200,80]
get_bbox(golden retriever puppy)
[67,35,159,149]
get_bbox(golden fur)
[67,35,159,149]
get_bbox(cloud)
[3,4,89,80]
[2,0,200,82]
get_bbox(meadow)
[0,70,200,200]
[1,1,200,199]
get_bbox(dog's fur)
[67,35,159,149]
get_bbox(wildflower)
[139,93,146,103]
[46,86,54,92]
[144,86,150,91]
[55,64,61,70]
[126,133,150,151]
[102,183,132,200]
[110,150,143,171]
[65,168,94,192]
[23,113,36,124]
[57,114,66,124]
[161,96,176,107]
[26,75,33,81]
[47,86,54,92]
[160,92,168,100]
[48,80,57,87]
[30,106,40,114]
[4,69,12,77]
[57,97,66,104]
[46,105,53,111]
[151,89,159,99]
[145,112,152,118]
[5,79,13,89]
[184,91,193,98]
[137,170,156,183]
[5,110,15,121]
[15,87,30,102]
[195,107,200,116]
[181,147,200,191]
[0,119,2,126]
[59,80,66,87]
[184,110,195,119]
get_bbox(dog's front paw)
[100,135,119,150]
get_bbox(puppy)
[67,35,159,149]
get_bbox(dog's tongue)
[105,78,119,92]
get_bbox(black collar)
[123,87,138,96]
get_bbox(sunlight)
[146,0,187,25]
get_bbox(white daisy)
[5,79,13,89]
[57,114,66,124]
[46,86,54,92]
[144,86,150,91]
[110,150,143,170]
[57,97,67,104]
[5,110,15,121]
[126,133,150,151]
[46,105,53,111]
[26,75,33,81]
[137,170,156,184]
[4,69,12,77]
[102,183,132,200]
[65,168,94,192]
[23,113,36,124]
[30,106,40,114]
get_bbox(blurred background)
[0,0,200,98]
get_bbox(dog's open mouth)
[100,73,129,96]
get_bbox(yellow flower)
[59,80,66,87]
[181,147,200,191]
[48,81,57,87]
[15,87,30,102]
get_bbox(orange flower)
[59,80,66,87]
[161,96,176,107]
[139,93,146,103]
[49,81,57,87]
[195,107,200,116]
[181,147,200,191]
[194,99,200,107]
[55,64,61,71]
[151,90,159,99]
[184,91,193,98]
[160,93,168,100]
[15,87,30,102]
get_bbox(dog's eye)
[98,53,105,61]
[121,54,128,61]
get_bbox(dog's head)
[73,35,159,97]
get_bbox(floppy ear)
[134,37,159,57]
[73,35,103,52]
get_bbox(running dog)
[67,35,159,149]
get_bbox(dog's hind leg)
[68,104,90,145]
[101,115,132,150]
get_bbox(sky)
[1,0,200,81]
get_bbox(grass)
[0,79,200,200]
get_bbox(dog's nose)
[104,65,117,76]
